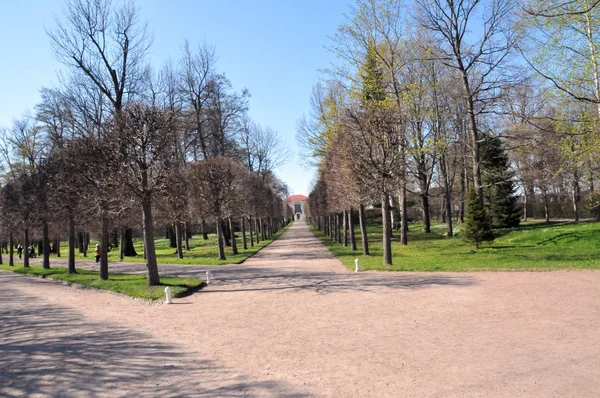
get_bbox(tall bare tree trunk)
[68,213,76,273]
[249,217,255,247]
[55,237,61,257]
[216,217,226,260]
[99,215,109,281]
[119,228,125,260]
[573,171,580,222]
[343,210,348,246]
[459,161,467,223]
[382,193,392,265]
[141,200,160,286]
[184,222,191,250]
[9,232,14,266]
[543,190,550,222]
[400,185,408,246]
[24,228,29,268]
[359,204,369,255]
[201,219,209,240]
[241,218,247,249]
[523,193,528,222]
[229,217,238,255]
[42,218,50,269]
[349,208,357,251]
[460,71,484,204]
[255,217,260,244]
[175,222,183,259]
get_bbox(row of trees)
[0,0,291,285]
[299,0,600,263]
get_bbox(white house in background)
[286,194,308,220]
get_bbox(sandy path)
[2,221,600,397]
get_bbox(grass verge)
[310,220,600,272]
[0,264,204,300]
[52,222,291,266]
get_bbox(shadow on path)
[0,275,308,397]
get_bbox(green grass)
[311,220,600,271]
[54,224,290,266]
[0,263,204,300]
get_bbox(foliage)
[462,187,494,248]
[481,135,522,229]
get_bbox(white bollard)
[206,270,211,284]
[355,258,360,273]
[164,286,173,304]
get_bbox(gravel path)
[2,221,600,397]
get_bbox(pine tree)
[463,187,494,248]
[481,136,521,229]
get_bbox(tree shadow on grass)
[0,278,308,397]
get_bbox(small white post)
[355,258,360,273]
[164,286,173,304]
[206,270,211,284]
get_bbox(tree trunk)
[543,190,550,222]
[175,222,183,259]
[255,217,260,244]
[123,228,137,256]
[42,218,50,269]
[24,228,29,268]
[216,217,226,260]
[142,200,160,286]
[55,237,61,257]
[184,222,190,250]
[9,232,14,266]
[249,217,255,247]
[421,193,431,233]
[68,213,76,274]
[382,193,392,265]
[99,216,109,280]
[229,217,238,255]
[523,193,528,222]
[349,208,357,251]
[201,219,209,240]
[78,231,84,254]
[168,224,177,248]
[459,161,466,223]
[400,185,408,246]
[119,228,125,260]
[260,218,266,241]
[391,195,401,230]
[460,70,484,204]
[359,204,370,255]
[241,218,247,250]
[573,172,580,222]
[343,210,348,247]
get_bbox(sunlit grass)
[311,220,600,271]
[0,263,204,300]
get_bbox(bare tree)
[417,0,516,203]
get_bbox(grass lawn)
[311,220,600,271]
[0,263,204,300]
[51,223,290,266]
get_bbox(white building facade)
[286,195,308,221]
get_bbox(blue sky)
[0,0,353,196]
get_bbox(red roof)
[286,194,308,202]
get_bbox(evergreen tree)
[463,187,494,248]
[481,136,521,229]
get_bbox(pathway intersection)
[2,222,600,397]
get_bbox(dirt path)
[2,221,600,397]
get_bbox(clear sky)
[0,0,353,196]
